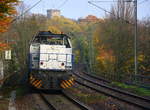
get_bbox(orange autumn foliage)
[0,17,12,32]
[0,0,18,33]
[97,49,115,63]
[0,42,10,52]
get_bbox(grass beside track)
[0,85,29,98]
[68,85,107,104]
[15,85,29,98]
[76,93,107,103]
[111,82,150,96]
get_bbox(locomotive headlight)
[61,63,64,66]
[40,62,43,65]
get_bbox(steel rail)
[83,71,150,89]
[40,94,57,110]
[80,72,150,102]
[73,72,150,110]
[82,71,111,83]
[40,92,92,110]
[62,90,92,110]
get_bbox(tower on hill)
[47,9,61,19]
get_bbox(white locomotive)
[30,31,72,71]
[28,31,74,90]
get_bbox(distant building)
[78,15,100,22]
[47,9,61,19]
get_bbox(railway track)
[82,71,150,89]
[73,72,150,110]
[82,71,111,83]
[39,90,92,110]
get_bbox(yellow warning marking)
[35,80,41,87]
[70,78,74,82]
[68,80,73,85]
[33,80,39,85]
[61,82,65,88]
[62,81,69,88]
[33,81,38,87]
[37,83,42,88]
[64,80,71,87]
[61,84,66,89]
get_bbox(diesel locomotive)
[28,31,74,90]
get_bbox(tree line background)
[0,0,150,85]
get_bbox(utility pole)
[134,0,138,77]
[89,34,92,73]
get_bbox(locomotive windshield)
[32,31,71,48]
[46,37,63,45]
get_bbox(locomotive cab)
[28,31,74,90]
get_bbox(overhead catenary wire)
[88,1,133,24]
[138,0,149,4]
[57,0,69,9]
[89,0,148,4]
[88,0,133,2]
[11,0,42,23]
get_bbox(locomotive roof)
[35,31,69,38]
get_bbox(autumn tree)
[93,0,134,80]
[0,0,18,33]
[138,18,150,75]
[46,16,81,34]
[12,14,47,71]
[0,0,18,56]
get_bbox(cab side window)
[64,38,71,48]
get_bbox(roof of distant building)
[78,15,100,22]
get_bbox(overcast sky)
[22,0,150,20]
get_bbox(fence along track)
[73,72,150,110]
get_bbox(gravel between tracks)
[42,93,84,110]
